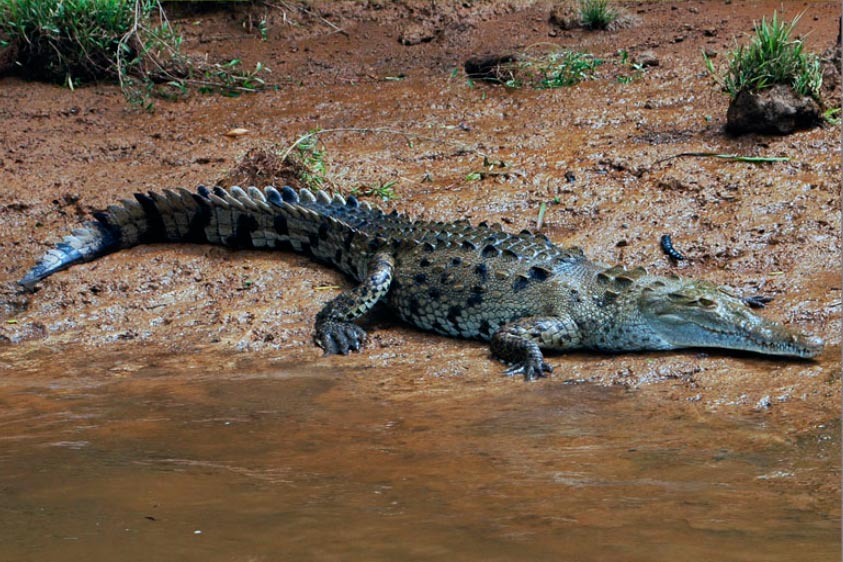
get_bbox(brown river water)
[0,344,838,561]
[0,1,840,560]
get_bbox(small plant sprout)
[496,49,602,90]
[617,49,645,84]
[351,180,398,201]
[535,50,602,88]
[822,106,841,125]
[291,134,330,190]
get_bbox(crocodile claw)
[504,358,553,382]
[315,321,367,355]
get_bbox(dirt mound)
[219,146,308,190]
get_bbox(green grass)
[579,0,618,31]
[351,180,398,201]
[504,49,602,89]
[0,0,140,82]
[0,0,269,107]
[535,50,602,88]
[290,134,330,190]
[616,48,645,84]
[704,11,822,100]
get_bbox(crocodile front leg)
[490,316,582,381]
[314,252,394,355]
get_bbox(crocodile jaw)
[638,279,823,359]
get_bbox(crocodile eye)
[698,297,717,308]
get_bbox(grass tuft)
[532,50,602,88]
[704,11,822,100]
[0,0,269,108]
[490,49,602,89]
[578,0,618,31]
[351,180,398,201]
[290,134,331,190]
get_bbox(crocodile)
[18,185,823,379]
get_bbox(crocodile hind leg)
[490,316,582,381]
[314,252,394,355]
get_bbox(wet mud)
[0,1,840,560]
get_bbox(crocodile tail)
[18,185,387,290]
[18,219,121,291]
[17,187,181,291]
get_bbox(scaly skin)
[19,186,823,380]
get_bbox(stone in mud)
[820,17,841,98]
[548,3,579,30]
[0,32,19,76]
[635,50,659,67]
[464,54,518,82]
[398,22,436,45]
[726,84,823,135]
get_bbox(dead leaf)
[224,128,250,138]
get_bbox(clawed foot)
[314,321,367,355]
[503,357,553,382]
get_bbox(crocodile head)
[636,277,823,358]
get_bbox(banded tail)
[18,185,395,291]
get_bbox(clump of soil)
[218,146,309,190]
[0,32,18,75]
[820,17,842,98]
[398,21,438,45]
[726,84,823,135]
[548,2,580,30]
[464,54,519,82]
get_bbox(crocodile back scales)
[19,186,586,294]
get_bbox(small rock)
[703,28,717,37]
[549,4,580,30]
[398,22,436,46]
[703,48,717,58]
[0,32,19,75]
[635,50,659,67]
[464,54,518,82]
[755,395,772,409]
[726,84,823,135]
